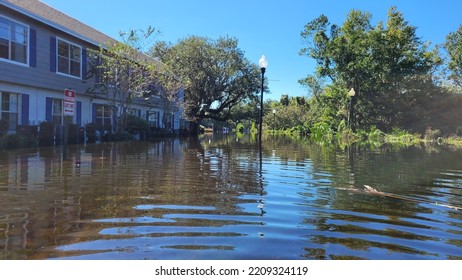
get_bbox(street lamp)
[272,108,276,133]
[347,88,355,130]
[258,55,268,146]
[348,88,356,97]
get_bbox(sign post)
[63,89,76,160]
[64,89,76,116]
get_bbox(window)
[0,16,28,65]
[51,99,62,125]
[128,108,138,116]
[0,92,19,131]
[95,104,112,128]
[46,98,73,125]
[57,38,81,77]
[148,111,160,128]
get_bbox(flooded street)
[1,136,462,259]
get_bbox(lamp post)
[272,108,276,133]
[347,87,355,130]
[258,55,268,146]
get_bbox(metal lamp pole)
[258,55,268,146]
[272,109,276,133]
[347,88,355,130]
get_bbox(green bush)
[125,114,149,137]
[39,122,54,146]
[235,123,245,133]
[85,123,97,143]
[310,122,334,142]
[113,131,133,141]
[424,127,441,142]
[368,126,386,142]
[67,124,83,144]
[385,128,420,145]
[0,119,8,135]
[3,134,22,149]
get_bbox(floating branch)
[340,185,462,211]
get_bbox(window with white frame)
[0,16,28,65]
[57,38,81,77]
[50,98,73,125]
[0,92,19,131]
[148,110,160,128]
[95,104,112,128]
[51,98,63,125]
[128,108,138,116]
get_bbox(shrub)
[310,122,334,142]
[85,123,97,143]
[368,126,386,142]
[235,123,245,133]
[424,127,441,142]
[2,134,20,149]
[125,114,149,138]
[39,122,54,146]
[67,124,83,144]
[113,131,133,141]
[0,119,8,136]
[385,128,420,145]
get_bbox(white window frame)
[0,15,29,66]
[0,91,19,131]
[95,104,112,128]
[51,98,63,125]
[56,37,82,78]
[148,110,160,128]
[128,108,138,116]
[51,98,73,125]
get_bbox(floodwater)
[1,135,461,260]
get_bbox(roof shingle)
[1,0,116,47]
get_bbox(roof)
[1,0,170,76]
[1,0,116,47]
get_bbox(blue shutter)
[157,112,160,128]
[29,29,37,67]
[82,48,87,79]
[50,36,56,72]
[21,94,30,125]
[76,101,82,126]
[145,110,149,121]
[45,97,53,122]
[92,103,97,123]
[138,109,141,117]
[112,106,117,130]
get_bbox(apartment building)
[0,0,183,137]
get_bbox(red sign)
[64,89,76,116]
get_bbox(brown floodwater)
[0,135,461,259]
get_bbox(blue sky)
[41,0,462,101]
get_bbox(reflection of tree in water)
[178,136,263,214]
[263,136,462,259]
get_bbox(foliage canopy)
[299,7,443,132]
[150,36,261,132]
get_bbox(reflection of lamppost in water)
[258,55,268,147]
[347,88,355,130]
[272,108,276,133]
[257,56,268,229]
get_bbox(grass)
[263,126,462,149]
[444,135,462,148]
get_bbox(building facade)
[0,0,183,137]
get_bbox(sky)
[40,0,462,101]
